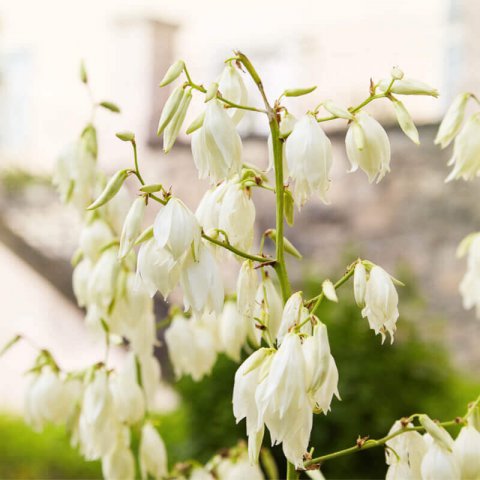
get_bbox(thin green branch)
[201,232,273,264]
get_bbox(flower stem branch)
[201,232,273,264]
[304,419,460,468]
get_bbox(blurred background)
[0,0,479,478]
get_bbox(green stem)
[201,232,272,264]
[308,263,358,316]
[132,140,145,185]
[286,460,299,480]
[304,420,459,468]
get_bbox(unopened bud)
[353,262,367,308]
[419,415,454,451]
[163,89,192,153]
[391,98,419,144]
[324,100,354,120]
[139,184,163,194]
[186,112,205,135]
[115,131,135,142]
[379,78,439,97]
[283,86,317,97]
[159,60,185,87]
[322,279,338,302]
[205,82,219,103]
[87,169,129,210]
[157,86,185,136]
[279,112,297,138]
[391,66,404,80]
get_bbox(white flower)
[25,367,81,431]
[345,112,391,183]
[217,454,264,480]
[220,301,249,362]
[192,100,243,182]
[285,114,333,206]
[385,420,426,479]
[165,314,217,381]
[435,93,472,148]
[153,197,201,260]
[353,262,367,308]
[102,430,135,480]
[195,183,227,234]
[137,353,162,410]
[459,234,480,318]
[378,78,438,97]
[256,333,312,467]
[453,425,480,479]
[79,219,114,262]
[217,182,256,253]
[218,63,248,125]
[119,197,146,259]
[276,292,303,345]
[139,422,168,479]
[253,277,284,344]
[233,348,272,463]
[73,259,93,308]
[136,238,181,299]
[78,370,120,460]
[361,266,399,343]
[180,242,224,314]
[87,249,120,313]
[110,353,145,424]
[421,442,460,480]
[236,260,258,321]
[446,113,480,181]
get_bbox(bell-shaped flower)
[165,314,217,381]
[101,428,135,480]
[421,437,460,480]
[217,452,264,480]
[218,63,248,125]
[73,259,94,308]
[255,333,312,467]
[385,420,426,479]
[119,197,146,259]
[345,112,391,183]
[139,422,168,479]
[79,219,114,262]
[233,348,272,463]
[285,114,333,206]
[220,301,249,362]
[136,238,181,299]
[153,197,201,260]
[446,113,480,181]
[87,249,120,314]
[276,291,303,345]
[361,266,399,343]
[180,242,224,314]
[353,262,367,308]
[435,93,472,148]
[195,183,227,234]
[253,277,283,344]
[25,367,82,431]
[458,234,480,318]
[191,100,242,182]
[453,425,480,479]
[78,370,120,460]
[236,260,258,321]
[218,182,256,253]
[110,353,145,424]
[137,353,161,410]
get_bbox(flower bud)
[391,66,404,80]
[379,77,439,97]
[419,415,454,451]
[435,93,472,148]
[285,114,333,206]
[345,112,391,183]
[453,425,480,479]
[157,86,184,136]
[322,279,338,302]
[102,434,135,480]
[153,197,201,260]
[163,88,192,153]
[353,262,367,308]
[119,197,146,259]
[87,169,129,210]
[392,98,419,144]
[159,59,185,87]
[115,131,135,142]
[323,100,354,120]
[73,258,93,307]
[253,278,284,343]
[445,112,480,181]
[276,291,303,344]
[283,85,317,97]
[279,112,297,138]
[205,81,219,103]
[218,64,248,125]
[79,219,114,261]
[220,301,249,361]
[236,260,258,320]
[186,111,205,134]
[191,100,243,182]
[139,423,168,479]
